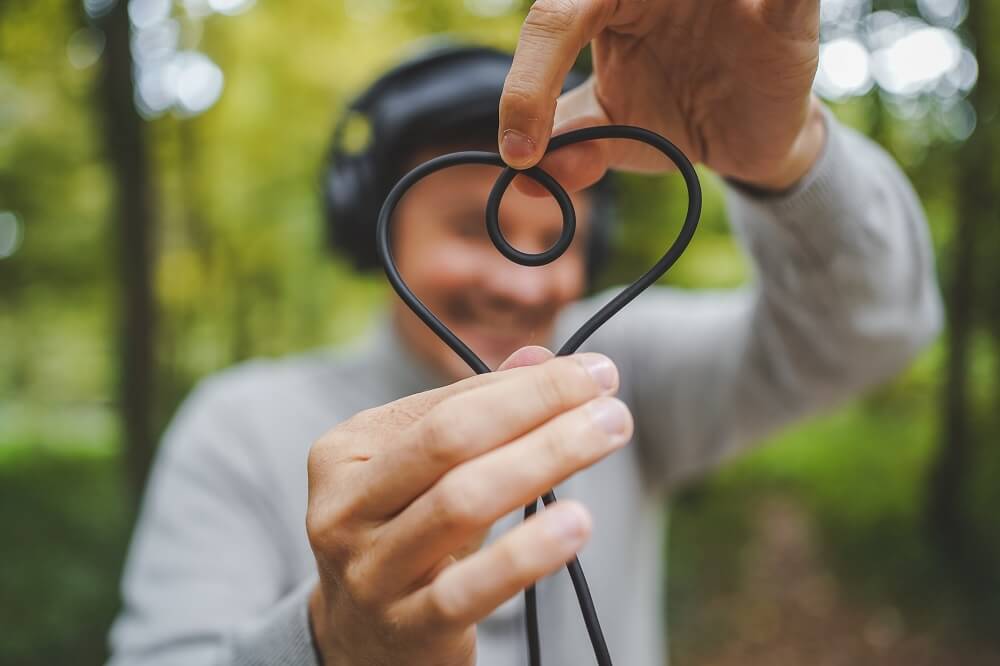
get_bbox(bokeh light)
[206,0,255,16]
[816,2,978,139]
[128,0,171,31]
[173,51,225,115]
[135,50,224,117]
[870,25,963,96]
[179,0,213,18]
[820,0,872,28]
[465,0,517,18]
[0,211,23,260]
[78,1,981,136]
[121,0,236,118]
[815,37,873,100]
[83,0,117,19]
[918,0,968,28]
[67,27,106,70]
[131,18,180,65]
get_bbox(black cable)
[524,499,541,666]
[377,125,702,666]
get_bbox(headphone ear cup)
[351,153,382,270]
[325,155,357,260]
[326,150,381,271]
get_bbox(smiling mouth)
[435,296,558,362]
[460,323,537,351]
[449,314,551,357]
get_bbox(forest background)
[2,0,1000,664]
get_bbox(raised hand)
[499,0,826,192]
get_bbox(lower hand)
[306,347,633,665]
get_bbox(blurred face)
[391,148,593,382]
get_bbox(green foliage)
[3,0,1000,663]
[0,443,128,666]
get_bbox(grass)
[667,378,1000,653]
[0,441,129,666]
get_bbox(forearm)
[734,105,942,359]
[602,104,943,489]
[718,103,943,440]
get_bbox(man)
[109,2,943,665]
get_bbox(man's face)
[391,149,592,382]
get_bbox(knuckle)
[342,559,381,610]
[417,404,466,466]
[377,603,409,637]
[577,404,613,452]
[306,507,355,565]
[536,360,586,409]
[524,0,579,35]
[433,475,488,531]
[499,81,548,128]
[305,511,326,552]
[502,79,543,110]
[541,420,577,462]
[493,538,532,583]
[307,430,341,475]
[428,580,466,628]
[307,412,369,477]
[306,494,368,562]
[305,442,326,482]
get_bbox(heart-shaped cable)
[377,125,702,666]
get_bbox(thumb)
[512,78,613,198]
[499,0,615,168]
[497,346,555,372]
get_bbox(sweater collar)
[365,312,455,398]
[365,308,573,397]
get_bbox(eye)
[450,215,487,240]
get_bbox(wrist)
[734,96,827,193]
[308,584,336,665]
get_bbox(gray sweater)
[108,111,943,666]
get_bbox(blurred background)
[2,0,999,664]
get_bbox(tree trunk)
[97,1,159,504]
[928,0,995,567]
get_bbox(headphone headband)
[322,42,616,281]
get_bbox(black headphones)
[322,42,616,282]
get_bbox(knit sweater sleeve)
[107,374,320,666]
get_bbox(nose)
[481,230,556,307]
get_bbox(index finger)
[371,346,553,427]
[499,0,615,168]
[357,353,619,517]
[308,347,548,488]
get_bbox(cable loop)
[376,125,703,666]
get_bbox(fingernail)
[587,397,631,445]
[547,503,591,544]
[501,129,536,167]
[577,354,618,392]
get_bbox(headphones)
[322,42,616,283]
